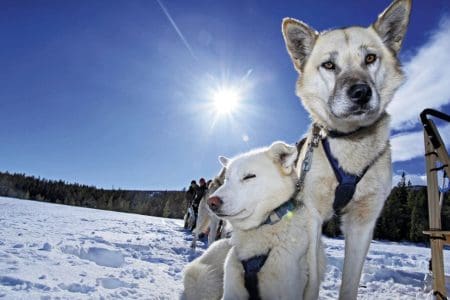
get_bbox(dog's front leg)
[339,217,376,300]
[222,248,247,300]
[208,218,219,246]
[303,213,323,300]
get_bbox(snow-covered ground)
[0,197,448,299]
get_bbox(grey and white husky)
[281,0,411,299]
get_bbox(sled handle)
[420,109,450,150]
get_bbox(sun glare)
[200,69,254,131]
[212,87,241,115]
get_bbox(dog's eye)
[321,61,335,70]
[242,174,256,181]
[365,54,377,65]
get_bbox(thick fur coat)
[281,0,412,298]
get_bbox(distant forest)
[0,171,187,219]
[0,171,448,243]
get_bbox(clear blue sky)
[1,0,449,190]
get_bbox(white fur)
[182,239,232,300]
[210,141,325,300]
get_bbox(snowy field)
[0,197,448,299]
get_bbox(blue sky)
[1,0,449,190]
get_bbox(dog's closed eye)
[242,174,256,181]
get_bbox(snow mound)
[39,242,51,251]
[61,245,124,268]
[58,283,96,294]
[0,276,51,292]
[97,277,137,289]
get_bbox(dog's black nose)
[347,84,372,105]
[207,196,223,212]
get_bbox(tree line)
[0,171,448,243]
[0,171,187,219]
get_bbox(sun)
[212,87,241,115]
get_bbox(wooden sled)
[421,109,450,300]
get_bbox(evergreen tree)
[408,188,428,243]
[397,172,410,239]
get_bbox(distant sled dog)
[190,168,228,250]
[183,142,325,300]
[281,0,411,299]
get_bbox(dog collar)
[262,198,298,225]
[326,126,365,138]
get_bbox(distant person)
[192,178,207,215]
[189,178,208,231]
[184,180,198,230]
[185,180,198,208]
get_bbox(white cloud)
[391,123,450,162]
[388,18,450,130]
[388,19,450,163]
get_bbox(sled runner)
[421,108,450,300]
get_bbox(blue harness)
[322,137,388,212]
[241,253,270,300]
[322,138,370,212]
[240,198,298,300]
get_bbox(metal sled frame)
[421,108,450,300]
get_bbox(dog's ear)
[282,18,318,73]
[217,167,226,184]
[218,156,230,168]
[268,141,298,174]
[372,0,412,55]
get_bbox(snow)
[0,196,448,299]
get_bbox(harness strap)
[322,138,388,212]
[241,253,269,300]
[294,137,307,167]
[322,138,369,212]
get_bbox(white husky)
[203,141,325,300]
[281,0,411,299]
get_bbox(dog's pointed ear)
[218,156,230,168]
[217,167,226,184]
[282,18,318,73]
[268,141,298,174]
[372,0,412,55]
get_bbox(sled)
[421,108,450,300]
